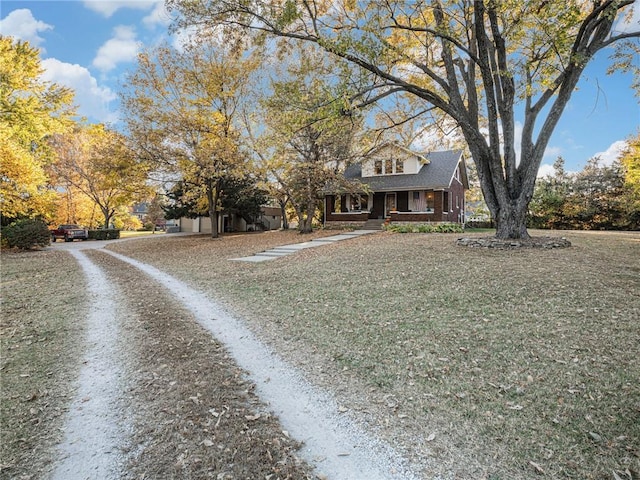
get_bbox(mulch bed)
[456,236,572,248]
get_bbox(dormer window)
[372,157,405,175]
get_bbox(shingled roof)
[343,150,467,191]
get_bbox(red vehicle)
[51,224,89,242]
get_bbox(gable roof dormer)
[361,143,429,177]
[345,148,466,191]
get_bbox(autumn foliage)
[0,37,75,224]
[529,136,640,230]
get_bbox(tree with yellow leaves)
[49,124,151,229]
[121,37,257,238]
[619,131,640,226]
[0,36,75,223]
[620,131,640,196]
[256,45,365,233]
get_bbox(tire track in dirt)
[50,246,313,479]
[88,249,313,479]
[49,250,128,480]
[99,249,420,480]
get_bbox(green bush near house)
[1,218,51,250]
[384,222,464,234]
[88,229,120,240]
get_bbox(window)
[412,191,422,211]
[425,192,435,212]
[412,191,434,212]
[350,194,368,211]
[375,157,404,174]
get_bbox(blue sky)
[1,0,638,175]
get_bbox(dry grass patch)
[108,230,640,480]
[0,250,86,480]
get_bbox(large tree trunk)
[293,205,305,233]
[206,179,219,239]
[297,210,311,234]
[469,144,538,240]
[494,202,529,239]
[278,198,289,230]
[101,206,114,229]
[301,215,313,234]
[478,176,533,240]
[294,204,314,234]
[298,199,316,234]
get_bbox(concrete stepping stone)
[231,230,378,261]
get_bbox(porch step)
[362,219,385,230]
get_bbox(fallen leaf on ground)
[588,431,603,443]
[529,461,545,474]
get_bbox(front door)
[385,193,396,217]
[371,192,385,219]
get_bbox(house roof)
[344,149,467,191]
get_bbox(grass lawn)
[0,250,87,480]
[108,229,640,480]
[119,230,165,239]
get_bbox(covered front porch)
[325,190,453,226]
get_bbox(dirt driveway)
[45,238,417,480]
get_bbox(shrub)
[434,223,464,233]
[88,229,120,240]
[1,218,51,250]
[384,223,464,234]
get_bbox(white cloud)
[537,163,556,178]
[0,9,52,48]
[170,24,226,52]
[593,140,628,165]
[82,0,157,18]
[41,58,119,124]
[614,0,640,34]
[93,25,141,72]
[142,2,172,29]
[542,145,562,161]
[410,123,461,152]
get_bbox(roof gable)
[344,149,466,191]
[367,142,430,163]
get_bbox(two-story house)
[324,144,469,228]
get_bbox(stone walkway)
[231,230,379,262]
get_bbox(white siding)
[362,146,422,177]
